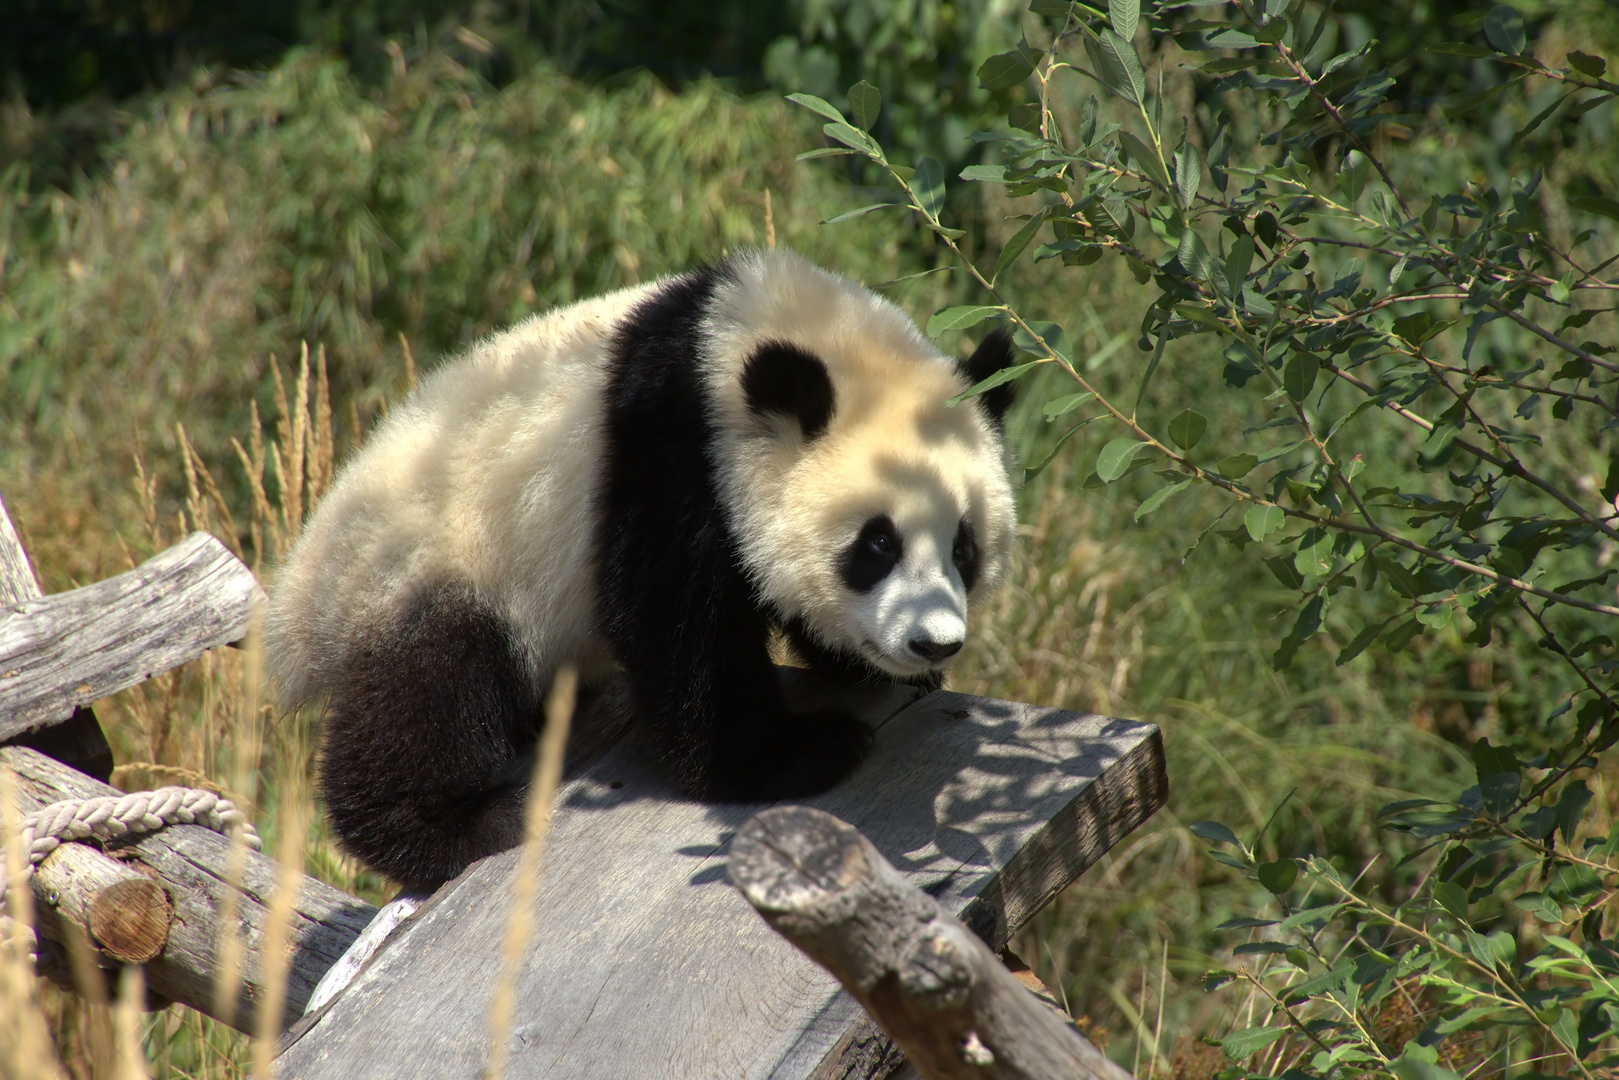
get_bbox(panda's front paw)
[757,709,873,799]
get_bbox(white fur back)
[265,280,662,706]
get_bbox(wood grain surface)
[31,839,173,964]
[0,492,115,779]
[0,496,43,605]
[277,684,1166,1080]
[0,532,266,741]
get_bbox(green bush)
[794,0,1619,1074]
[0,42,955,584]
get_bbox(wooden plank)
[0,495,43,604]
[277,688,1167,1080]
[0,532,266,741]
[0,492,114,780]
[2,746,377,1031]
[731,805,1132,1080]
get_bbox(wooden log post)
[0,530,266,743]
[3,745,377,1033]
[0,496,114,781]
[730,805,1134,1080]
[276,687,1167,1079]
[31,841,174,965]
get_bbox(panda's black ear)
[742,341,836,441]
[959,328,1017,424]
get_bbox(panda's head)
[703,251,1019,681]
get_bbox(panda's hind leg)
[317,579,541,891]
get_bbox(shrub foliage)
[794,0,1619,1074]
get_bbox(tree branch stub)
[730,805,1134,1080]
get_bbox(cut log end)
[89,876,173,963]
[728,805,873,914]
[7,745,374,1034]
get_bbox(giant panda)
[265,249,1019,890]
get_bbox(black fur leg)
[318,580,542,890]
[600,264,874,802]
[598,492,871,801]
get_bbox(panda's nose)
[908,637,963,664]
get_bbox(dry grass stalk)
[308,345,334,504]
[217,626,264,1030]
[1148,938,1167,1078]
[398,331,417,393]
[131,450,161,550]
[250,791,307,1080]
[271,344,310,541]
[2,766,68,1080]
[110,762,232,799]
[347,399,364,456]
[177,421,211,539]
[114,963,150,1080]
[59,917,114,1074]
[481,666,578,1080]
[231,400,276,572]
[212,831,252,1032]
[177,420,242,560]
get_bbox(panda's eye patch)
[953,517,980,591]
[840,515,903,593]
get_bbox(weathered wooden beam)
[0,494,113,780]
[731,806,1132,1080]
[0,494,41,606]
[0,531,266,742]
[2,746,376,1032]
[276,685,1168,1079]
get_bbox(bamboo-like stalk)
[115,964,150,1080]
[481,667,578,1080]
[215,623,263,1030]
[2,766,68,1080]
[251,794,307,1080]
[59,917,114,1076]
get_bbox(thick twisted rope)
[16,785,261,872]
[3,786,261,969]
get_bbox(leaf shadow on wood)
[275,669,1166,1080]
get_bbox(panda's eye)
[841,515,903,593]
[953,517,980,591]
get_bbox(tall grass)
[0,41,951,597]
[0,333,364,1076]
[482,667,576,1080]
